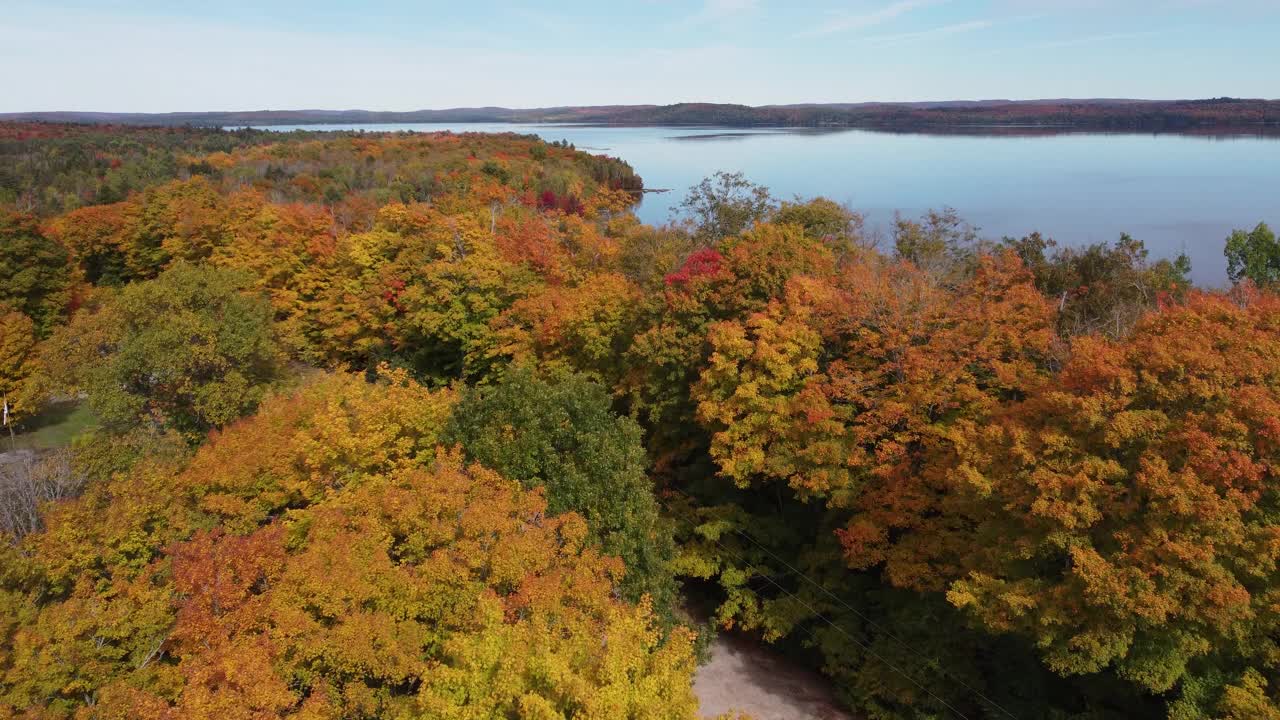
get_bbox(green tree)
[676,171,776,244]
[1225,221,1279,287]
[773,196,868,256]
[41,264,284,439]
[0,212,73,337]
[1004,231,1191,338]
[443,367,676,613]
[892,207,980,279]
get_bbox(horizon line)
[4,97,1278,116]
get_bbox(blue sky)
[3,0,1277,112]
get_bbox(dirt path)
[694,631,855,720]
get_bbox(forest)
[1,121,1280,720]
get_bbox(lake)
[250,123,1280,286]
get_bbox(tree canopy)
[0,212,73,338]
[39,263,284,439]
[1225,222,1280,287]
[0,372,698,719]
[443,368,676,613]
[2,122,1279,720]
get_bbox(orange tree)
[944,290,1280,714]
[688,248,1280,716]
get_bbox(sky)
[3,0,1278,112]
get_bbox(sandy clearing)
[694,630,855,720]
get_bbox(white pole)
[3,395,13,452]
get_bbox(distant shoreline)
[237,122,1280,141]
[4,98,1279,133]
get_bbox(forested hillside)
[2,122,1279,719]
[5,97,1279,131]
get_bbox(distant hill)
[3,98,1278,130]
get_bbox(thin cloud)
[983,28,1173,56]
[860,18,996,45]
[1029,29,1167,50]
[995,0,1265,9]
[674,0,761,30]
[795,0,946,38]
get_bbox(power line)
[667,489,1020,720]
[657,495,979,720]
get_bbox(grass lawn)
[6,400,100,452]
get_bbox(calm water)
[252,123,1280,286]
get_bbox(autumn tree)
[128,456,698,720]
[685,251,1071,717]
[0,212,74,337]
[39,264,284,439]
[290,202,536,382]
[492,272,641,385]
[695,250,1055,570]
[45,201,134,285]
[773,196,869,257]
[0,371,698,718]
[0,450,82,541]
[126,176,228,275]
[0,307,38,422]
[622,221,836,468]
[946,290,1280,706]
[892,207,981,281]
[1005,231,1191,338]
[616,224,702,291]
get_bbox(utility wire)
[657,495,979,720]
[666,488,1020,720]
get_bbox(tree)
[1225,221,1279,287]
[0,450,82,541]
[616,224,702,290]
[443,367,676,612]
[687,252,1070,718]
[0,308,39,423]
[121,177,229,277]
[676,171,776,244]
[45,201,134,286]
[946,290,1280,702]
[1004,231,1191,338]
[773,196,870,256]
[892,207,980,281]
[0,212,74,337]
[696,250,1058,556]
[145,457,698,720]
[385,207,535,382]
[493,272,642,384]
[0,373,698,718]
[622,221,838,463]
[40,264,284,439]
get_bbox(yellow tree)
[0,307,38,421]
[2,371,698,719]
